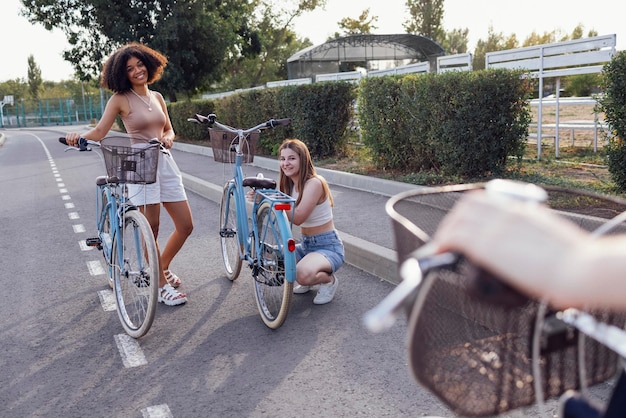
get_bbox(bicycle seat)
[243,176,276,189]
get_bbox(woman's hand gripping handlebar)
[363,179,549,333]
[59,137,97,151]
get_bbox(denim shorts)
[295,230,345,273]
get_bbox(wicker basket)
[386,184,626,417]
[209,128,259,163]
[100,137,159,184]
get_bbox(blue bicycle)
[61,136,160,338]
[189,114,296,329]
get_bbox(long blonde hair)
[278,138,333,207]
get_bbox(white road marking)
[73,224,86,233]
[114,334,148,368]
[79,240,93,251]
[97,289,116,311]
[68,212,79,219]
[59,188,68,193]
[141,404,173,418]
[87,260,105,276]
[62,195,71,200]
[65,202,75,209]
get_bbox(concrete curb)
[175,142,404,284]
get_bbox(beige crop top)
[291,185,333,228]
[120,90,166,144]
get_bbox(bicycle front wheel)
[98,187,113,289]
[253,202,295,329]
[220,183,243,280]
[112,209,159,338]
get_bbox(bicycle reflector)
[287,238,296,252]
[274,203,292,211]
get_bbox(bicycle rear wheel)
[112,209,159,338]
[253,202,295,329]
[220,183,243,280]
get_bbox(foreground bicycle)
[61,136,160,338]
[365,179,626,417]
[188,114,296,329]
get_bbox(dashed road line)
[87,259,106,276]
[97,289,116,311]
[141,404,174,418]
[114,334,148,368]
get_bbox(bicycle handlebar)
[188,113,291,135]
[59,137,162,152]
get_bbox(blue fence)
[0,92,108,128]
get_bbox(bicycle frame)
[222,133,297,281]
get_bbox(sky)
[1,0,624,83]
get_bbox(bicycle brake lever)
[363,251,458,333]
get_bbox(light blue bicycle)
[189,114,296,329]
[61,136,160,338]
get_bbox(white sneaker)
[293,283,311,294]
[313,275,338,305]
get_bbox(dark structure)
[287,34,445,79]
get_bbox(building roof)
[287,33,445,63]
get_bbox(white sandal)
[164,270,182,288]
[159,283,187,306]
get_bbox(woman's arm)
[291,177,324,226]
[154,91,175,148]
[432,190,626,310]
[65,94,125,145]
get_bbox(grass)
[316,140,622,198]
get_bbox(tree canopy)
[19,0,325,101]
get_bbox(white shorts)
[127,151,187,205]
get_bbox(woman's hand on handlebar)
[431,190,588,308]
[65,132,83,147]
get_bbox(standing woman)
[66,42,192,306]
[278,139,344,304]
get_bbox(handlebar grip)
[59,137,91,151]
[270,118,291,127]
[58,137,68,145]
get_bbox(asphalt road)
[1,128,616,418]
[0,128,455,417]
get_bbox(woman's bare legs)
[140,200,193,288]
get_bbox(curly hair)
[100,42,168,93]
[278,138,333,207]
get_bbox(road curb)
[176,142,403,284]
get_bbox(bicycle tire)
[112,209,159,338]
[220,183,243,280]
[253,201,295,329]
[98,187,113,289]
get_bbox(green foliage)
[403,0,445,43]
[171,82,355,159]
[358,69,532,178]
[27,55,43,100]
[599,51,626,191]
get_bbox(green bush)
[599,51,626,191]
[358,69,532,177]
[170,83,356,159]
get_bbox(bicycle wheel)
[98,188,113,289]
[220,183,243,280]
[111,209,159,338]
[253,201,295,329]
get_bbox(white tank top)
[291,187,333,228]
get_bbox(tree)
[403,0,445,44]
[19,0,259,101]
[335,8,378,37]
[441,28,469,54]
[472,26,518,70]
[215,0,326,90]
[27,55,43,100]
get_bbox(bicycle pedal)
[86,237,102,248]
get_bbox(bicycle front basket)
[100,137,159,184]
[387,183,626,417]
[209,128,259,163]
